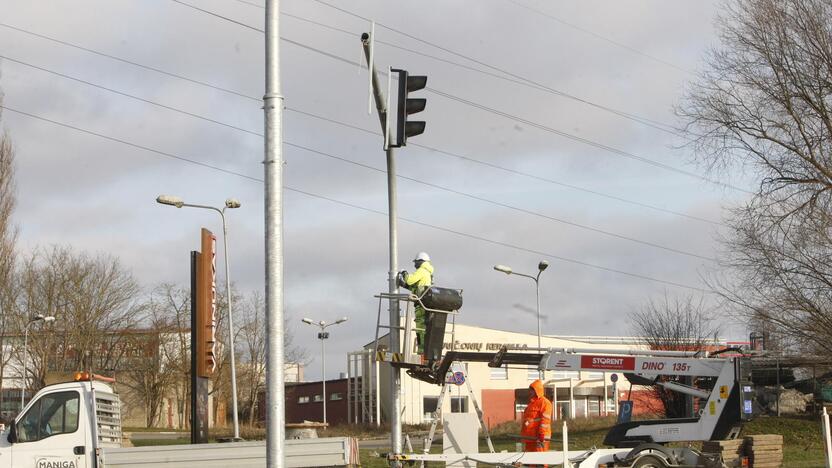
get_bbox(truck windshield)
[17,391,80,442]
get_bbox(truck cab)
[0,375,122,468]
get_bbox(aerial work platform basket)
[372,286,463,382]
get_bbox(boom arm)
[530,347,753,447]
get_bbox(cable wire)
[0,103,711,292]
[505,0,693,75]
[0,25,724,224]
[311,0,682,130]
[0,54,716,261]
[274,8,680,137]
[162,1,751,193]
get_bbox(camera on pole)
[392,69,427,147]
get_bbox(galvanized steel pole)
[321,329,327,425]
[220,209,241,440]
[264,0,285,466]
[361,33,403,465]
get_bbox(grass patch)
[132,437,191,447]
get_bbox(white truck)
[0,374,357,468]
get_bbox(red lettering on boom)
[641,362,665,371]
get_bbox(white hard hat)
[414,252,430,262]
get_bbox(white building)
[350,323,654,428]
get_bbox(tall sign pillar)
[191,228,217,443]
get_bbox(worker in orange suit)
[521,379,553,465]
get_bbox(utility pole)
[264,0,285,466]
[361,32,403,465]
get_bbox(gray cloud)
[1,0,748,380]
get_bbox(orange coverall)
[521,379,553,457]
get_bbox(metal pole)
[535,277,543,380]
[264,0,285,465]
[361,33,403,464]
[220,210,241,439]
[322,329,327,425]
[21,324,29,409]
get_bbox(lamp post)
[494,261,549,378]
[21,314,55,409]
[301,317,348,426]
[156,194,243,440]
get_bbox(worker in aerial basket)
[521,379,553,463]
[396,251,434,354]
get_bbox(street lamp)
[22,314,56,409]
[301,317,348,426]
[494,261,549,378]
[156,194,243,440]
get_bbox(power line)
[170,0,262,32]
[283,110,726,227]
[285,141,717,261]
[505,0,693,75]
[310,0,681,130]
[427,88,751,193]
[0,105,260,181]
[0,22,260,102]
[0,103,710,292]
[0,24,724,224]
[274,8,680,137]
[163,1,750,193]
[0,54,261,137]
[0,55,716,260]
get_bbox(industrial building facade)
[350,324,660,428]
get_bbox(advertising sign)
[580,355,636,371]
[196,228,217,377]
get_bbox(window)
[423,396,440,420]
[552,371,579,380]
[450,397,468,413]
[17,391,79,443]
[297,396,309,404]
[313,395,323,402]
[527,366,542,381]
[584,371,604,380]
[330,393,343,401]
[423,397,440,413]
[490,366,508,380]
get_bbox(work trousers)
[415,305,426,354]
[524,441,550,468]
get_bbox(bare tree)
[120,303,181,428]
[235,293,308,427]
[679,0,832,354]
[15,246,143,392]
[0,99,18,416]
[680,0,832,219]
[713,206,832,354]
[237,292,266,427]
[149,283,192,428]
[630,294,721,418]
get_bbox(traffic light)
[393,69,427,147]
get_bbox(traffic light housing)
[393,69,427,147]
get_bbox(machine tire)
[631,454,670,468]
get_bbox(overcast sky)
[0,0,751,380]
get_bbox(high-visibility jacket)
[521,379,553,446]
[405,261,434,295]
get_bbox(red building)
[260,378,360,426]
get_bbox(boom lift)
[373,289,754,466]
[391,346,754,467]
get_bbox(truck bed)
[101,437,359,467]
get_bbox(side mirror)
[7,423,16,444]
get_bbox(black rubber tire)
[631,454,670,468]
